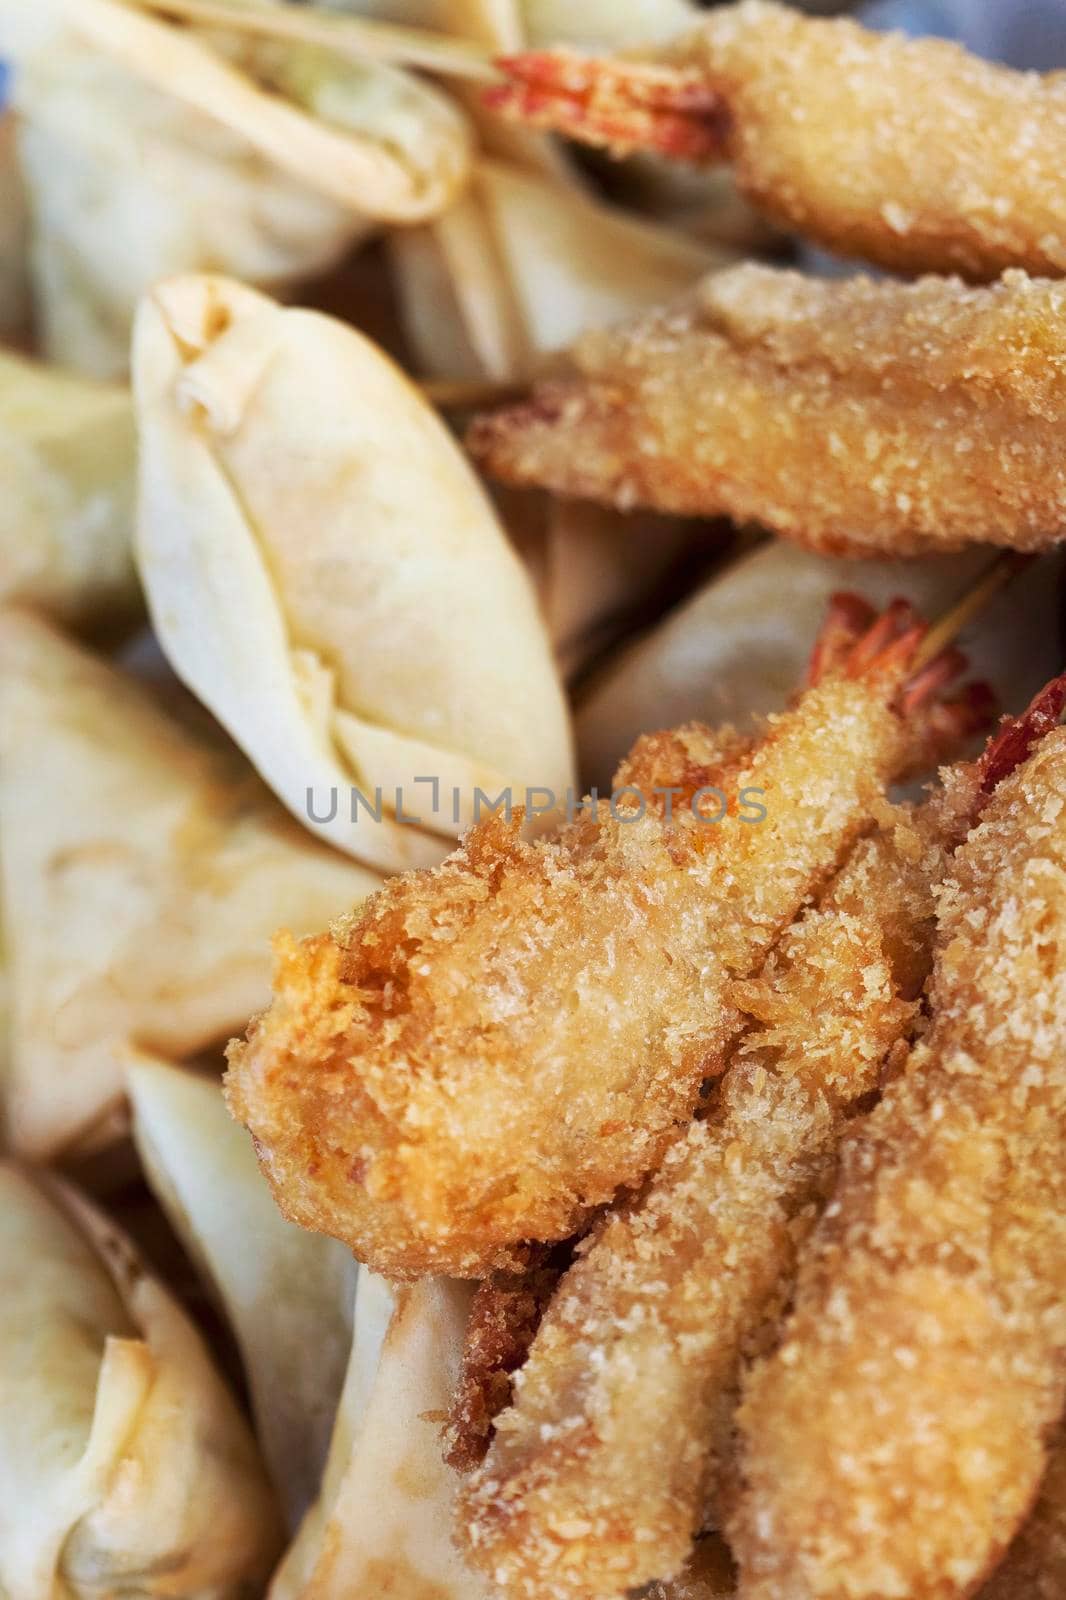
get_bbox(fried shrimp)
[226,599,975,1278]
[468,266,1066,558]
[457,683,1044,1600]
[733,719,1066,1600]
[488,0,1066,281]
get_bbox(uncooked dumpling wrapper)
[128,1054,358,1531]
[0,609,382,1158]
[3,0,472,376]
[0,348,139,628]
[272,1274,490,1600]
[0,1161,280,1600]
[134,274,574,869]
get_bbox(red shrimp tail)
[486,51,730,162]
[977,672,1066,794]
[903,680,998,779]
[806,592,878,686]
[807,594,928,689]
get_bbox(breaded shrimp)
[459,810,940,1600]
[458,683,1038,1600]
[488,0,1066,281]
[468,266,1066,558]
[733,722,1066,1600]
[226,600,974,1278]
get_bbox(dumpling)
[0,348,139,628]
[0,608,382,1157]
[128,1054,358,1530]
[2,0,472,376]
[133,274,573,869]
[0,1161,280,1600]
[272,1273,489,1600]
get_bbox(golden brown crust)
[675,1,1066,280]
[494,2,1066,281]
[469,265,1066,557]
[457,804,947,1599]
[732,727,1066,1600]
[226,619,928,1278]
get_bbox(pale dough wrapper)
[272,1274,490,1600]
[133,274,574,870]
[0,609,382,1159]
[522,0,695,49]
[0,1161,280,1600]
[0,349,139,629]
[576,541,1066,789]
[128,1054,358,1531]
[393,160,722,380]
[392,161,722,680]
[1,0,472,376]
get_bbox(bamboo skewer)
[910,551,1035,672]
[421,374,532,411]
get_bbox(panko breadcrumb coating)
[489,0,1066,280]
[226,601,972,1278]
[459,667,1038,1599]
[469,265,1066,558]
[733,725,1066,1600]
[459,806,943,1600]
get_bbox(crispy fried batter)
[457,691,1050,1600]
[226,603,957,1278]
[982,1426,1066,1599]
[469,265,1066,558]
[733,726,1066,1600]
[459,806,943,1599]
[491,1,1066,280]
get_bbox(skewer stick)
[422,375,531,410]
[910,551,1035,672]
[133,0,499,81]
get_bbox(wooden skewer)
[422,375,532,410]
[910,550,1035,672]
[133,0,499,81]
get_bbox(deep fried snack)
[457,679,1036,1599]
[733,723,1066,1600]
[447,1246,571,1474]
[460,812,938,1599]
[469,265,1066,558]
[226,600,973,1278]
[982,1426,1066,1599]
[487,0,1066,280]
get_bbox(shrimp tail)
[486,50,729,162]
[977,670,1066,793]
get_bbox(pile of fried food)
[4,0,1066,1596]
